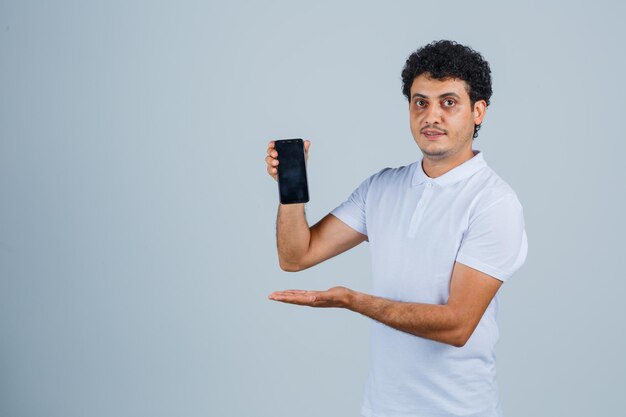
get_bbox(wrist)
[346,290,363,311]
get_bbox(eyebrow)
[411,92,461,100]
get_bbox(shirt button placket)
[408,182,434,238]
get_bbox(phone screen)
[275,139,309,204]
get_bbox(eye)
[443,98,456,107]
[414,99,427,108]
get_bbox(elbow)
[279,260,303,272]
[446,306,473,348]
[280,262,302,272]
[452,337,467,348]
[451,327,471,348]
[278,251,316,272]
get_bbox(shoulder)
[342,161,418,205]
[468,166,524,217]
[367,161,416,186]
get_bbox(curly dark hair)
[401,40,492,139]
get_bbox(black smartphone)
[274,138,309,204]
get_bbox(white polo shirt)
[330,150,528,417]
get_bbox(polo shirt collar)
[411,150,487,187]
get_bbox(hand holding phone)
[266,139,310,181]
[266,139,310,204]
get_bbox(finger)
[269,290,313,299]
[273,290,316,298]
[268,291,300,298]
[273,294,317,305]
[265,155,279,166]
[274,298,310,306]
[286,292,317,303]
[269,293,304,302]
[269,289,305,296]
[303,140,310,160]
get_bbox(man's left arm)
[270,193,527,347]
[268,261,502,348]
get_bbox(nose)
[423,102,443,125]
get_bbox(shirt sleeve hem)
[456,252,512,282]
[329,209,367,237]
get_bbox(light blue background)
[1,1,625,416]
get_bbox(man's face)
[409,73,486,161]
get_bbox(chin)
[417,140,446,151]
[418,143,452,159]
[423,151,451,161]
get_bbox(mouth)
[421,129,446,140]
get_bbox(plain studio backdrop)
[1,1,625,416]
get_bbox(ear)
[472,100,487,125]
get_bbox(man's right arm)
[266,140,367,272]
[276,203,367,272]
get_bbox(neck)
[422,147,477,178]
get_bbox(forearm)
[276,203,310,269]
[348,291,464,347]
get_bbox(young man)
[265,40,528,417]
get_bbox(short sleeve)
[456,193,528,282]
[329,174,376,237]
